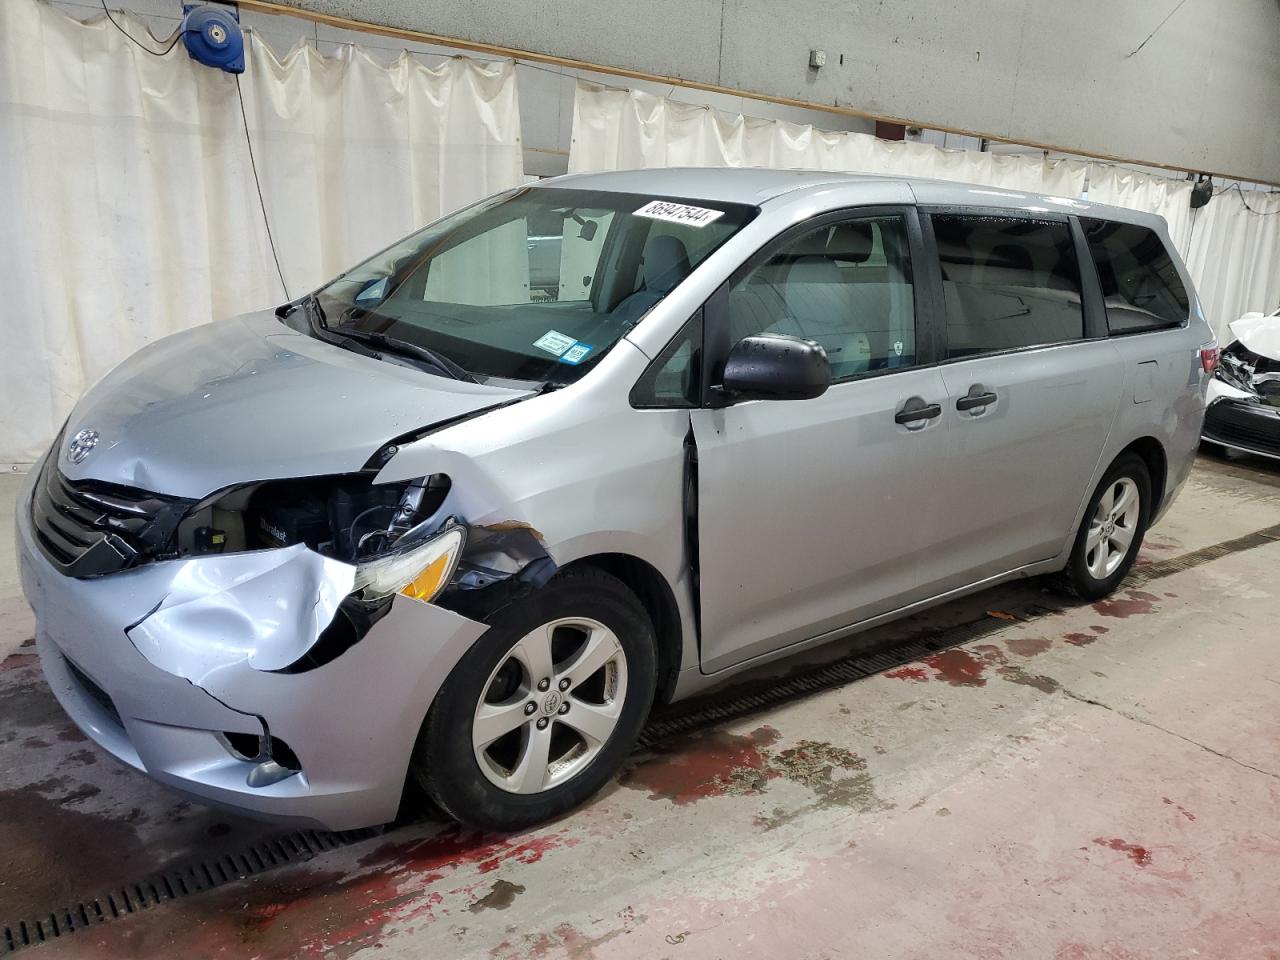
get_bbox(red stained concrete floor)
[3,452,1280,959]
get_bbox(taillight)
[1200,341,1220,375]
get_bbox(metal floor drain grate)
[1,826,379,955]
[1128,523,1280,585]
[6,521,1279,952]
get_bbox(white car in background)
[1203,307,1280,461]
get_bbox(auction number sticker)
[634,200,725,227]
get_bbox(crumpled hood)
[58,310,531,499]
[1230,311,1280,361]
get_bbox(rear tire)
[413,567,656,832]
[1053,452,1151,601]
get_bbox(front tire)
[1054,452,1151,601]
[413,568,656,831]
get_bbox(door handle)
[894,400,942,424]
[956,388,998,412]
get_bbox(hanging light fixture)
[1190,174,1213,209]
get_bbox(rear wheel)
[413,568,656,831]
[1053,452,1151,601]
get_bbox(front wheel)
[1054,452,1151,601]
[413,568,656,831]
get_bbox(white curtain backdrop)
[1185,189,1280,342]
[1084,166,1280,341]
[570,80,1280,341]
[569,81,1088,197]
[0,0,522,466]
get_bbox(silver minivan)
[16,169,1213,831]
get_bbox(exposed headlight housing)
[1215,343,1254,393]
[171,473,452,562]
[352,524,466,602]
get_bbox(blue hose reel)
[181,4,246,74]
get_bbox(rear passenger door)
[919,210,1125,593]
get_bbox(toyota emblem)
[67,428,99,464]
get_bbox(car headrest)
[790,228,833,257]
[640,235,692,293]
[786,255,843,287]
[987,243,1034,274]
[789,222,874,262]
[826,222,874,263]
[784,256,843,317]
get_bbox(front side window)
[932,214,1083,359]
[725,215,917,381]
[631,310,703,408]
[1080,218,1189,334]
[313,189,755,385]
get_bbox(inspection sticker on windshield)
[559,342,593,365]
[634,200,725,227]
[533,330,577,356]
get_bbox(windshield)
[312,187,757,385]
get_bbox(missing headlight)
[173,473,453,562]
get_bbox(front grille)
[30,458,192,577]
[63,657,124,731]
[1204,399,1280,457]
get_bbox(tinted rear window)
[1081,218,1189,334]
[932,215,1084,359]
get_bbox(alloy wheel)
[472,617,628,794]
[1085,476,1140,579]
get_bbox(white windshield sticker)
[634,200,725,227]
[533,330,577,356]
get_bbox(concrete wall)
[269,0,1280,184]
[55,0,874,178]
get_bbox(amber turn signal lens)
[400,552,454,602]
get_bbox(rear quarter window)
[1080,218,1189,334]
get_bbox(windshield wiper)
[294,296,386,360]
[334,325,479,383]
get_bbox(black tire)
[1053,452,1152,601]
[413,567,656,831]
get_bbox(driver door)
[691,208,951,673]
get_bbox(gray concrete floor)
[2,451,1280,958]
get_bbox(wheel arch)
[562,553,683,705]
[1119,436,1168,517]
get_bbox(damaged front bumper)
[15,471,487,831]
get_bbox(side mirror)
[720,334,831,402]
[354,277,390,304]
